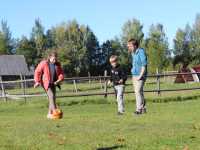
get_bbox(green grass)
[1,79,200,149]
[1,95,200,150]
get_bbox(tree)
[121,18,144,46]
[16,36,37,67]
[120,18,144,73]
[173,24,193,67]
[80,25,100,75]
[191,14,200,64]
[31,18,47,63]
[101,38,130,73]
[101,40,113,70]
[145,23,169,73]
[60,20,86,76]
[45,29,56,49]
[50,20,100,76]
[0,32,7,54]
[0,20,13,54]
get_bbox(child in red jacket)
[34,51,64,119]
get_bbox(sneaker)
[117,112,124,115]
[142,108,147,114]
[47,114,53,119]
[134,111,142,115]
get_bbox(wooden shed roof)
[0,55,33,76]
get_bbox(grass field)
[1,78,200,150]
[1,93,200,150]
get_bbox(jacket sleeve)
[139,49,147,67]
[34,61,44,84]
[120,67,127,82]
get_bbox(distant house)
[0,55,33,78]
[174,66,200,83]
[0,55,34,98]
[0,54,33,90]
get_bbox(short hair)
[128,38,139,48]
[109,55,118,63]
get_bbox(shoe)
[117,112,124,115]
[47,114,53,119]
[142,108,147,114]
[134,111,142,115]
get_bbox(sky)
[0,0,200,48]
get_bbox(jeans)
[114,85,125,113]
[46,85,56,112]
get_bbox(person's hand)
[107,80,112,85]
[34,82,40,88]
[135,76,141,81]
[118,79,123,84]
[54,81,59,85]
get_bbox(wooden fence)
[0,72,200,101]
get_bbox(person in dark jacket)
[108,55,127,115]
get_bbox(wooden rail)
[0,72,200,100]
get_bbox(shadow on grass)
[96,144,125,150]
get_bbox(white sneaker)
[47,114,53,119]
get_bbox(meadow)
[1,78,200,150]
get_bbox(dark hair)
[128,38,139,48]
[48,51,57,58]
[47,51,58,62]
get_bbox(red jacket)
[34,60,64,90]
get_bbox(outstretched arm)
[34,61,44,88]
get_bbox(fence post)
[99,75,103,89]
[88,72,91,86]
[73,79,78,93]
[156,69,161,96]
[0,76,7,101]
[23,75,27,103]
[20,74,26,102]
[104,70,108,98]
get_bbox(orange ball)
[52,109,63,119]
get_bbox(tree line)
[1,14,200,76]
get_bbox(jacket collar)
[134,48,140,54]
[112,64,120,69]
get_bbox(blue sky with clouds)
[0,0,200,48]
